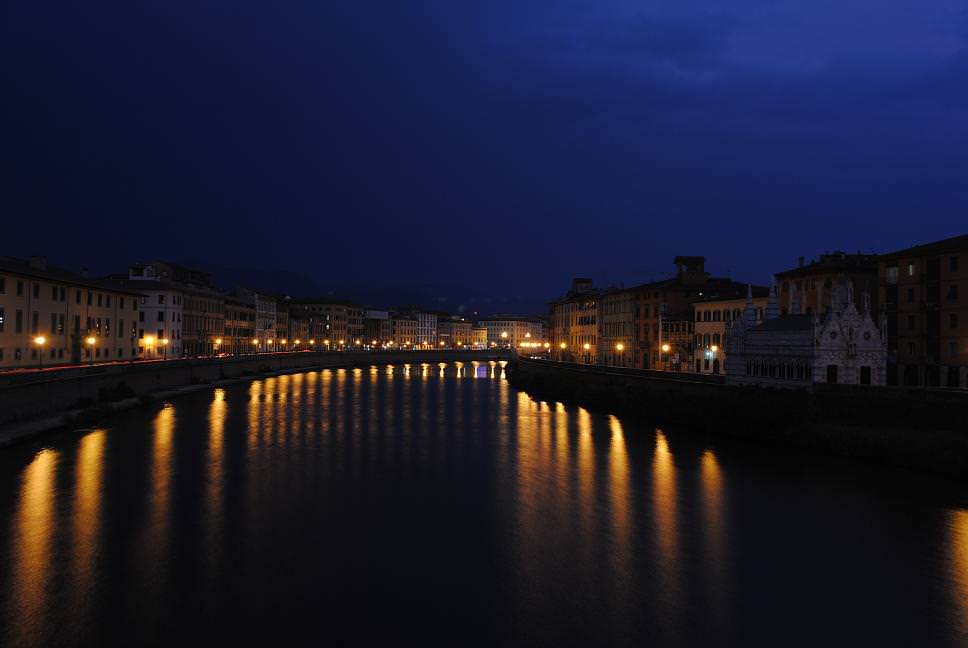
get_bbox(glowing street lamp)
[85,335,97,364]
[144,335,155,359]
[161,337,170,360]
[33,335,46,368]
[616,343,624,351]
[710,344,719,353]
[252,338,260,354]
[213,337,221,357]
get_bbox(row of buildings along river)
[548,233,968,390]
[0,258,546,371]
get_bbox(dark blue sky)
[2,1,966,311]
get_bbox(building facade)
[598,289,634,367]
[224,295,256,355]
[727,279,886,388]
[479,315,544,349]
[878,234,968,388]
[775,252,879,317]
[693,287,768,374]
[549,278,601,364]
[0,257,141,368]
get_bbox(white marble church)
[725,277,887,389]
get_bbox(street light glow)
[85,336,97,346]
[616,343,624,351]
[560,342,567,349]
[33,335,46,346]
[661,344,671,352]
[711,345,719,352]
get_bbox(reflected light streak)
[949,510,968,638]
[72,430,105,610]
[9,449,58,644]
[653,430,677,566]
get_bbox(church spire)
[743,283,756,327]
[765,277,779,320]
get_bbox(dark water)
[1,361,967,647]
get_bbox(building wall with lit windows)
[0,257,141,368]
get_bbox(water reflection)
[72,430,105,620]
[1,364,968,647]
[949,510,968,640]
[9,449,58,646]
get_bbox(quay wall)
[507,357,968,478]
[0,351,511,425]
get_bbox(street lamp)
[161,338,170,360]
[213,338,221,357]
[33,335,46,369]
[661,343,671,371]
[145,335,155,359]
[86,335,96,364]
[252,338,259,354]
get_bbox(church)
[725,277,887,389]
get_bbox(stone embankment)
[0,350,510,447]
[507,357,968,479]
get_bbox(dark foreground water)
[1,361,967,647]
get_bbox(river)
[0,361,966,646]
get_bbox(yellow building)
[0,257,142,368]
[692,287,768,374]
[549,278,602,364]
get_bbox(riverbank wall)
[0,351,511,446]
[507,357,968,478]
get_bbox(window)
[952,256,959,273]
[0,308,4,332]
[0,277,4,293]
[908,263,916,276]
[139,311,145,322]
[951,341,958,357]
[97,294,103,307]
[157,312,164,322]
[51,286,57,300]
[32,283,39,299]
[106,295,111,307]
[59,287,65,301]
[87,291,92,305]
[908,314,915,329]
[76,290,81,305]
[17,280,23,296]
[907,288,915,303]
[158,294,165,304]
[50,314,57,335]
[860,366,871,385]
[951,314,959,329]
[949,285,959,300]
[31,311,38,333]
[908,341,917,355]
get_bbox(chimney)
[798,256,804,268]
[29,256,47,270]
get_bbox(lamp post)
[252,338,259,355]
[214,338,222,357]
[616,342,625,367]
[85,335,96,365]
[501,331,508,348]
[559,341,567,361]
[145,335,155,360]
[161,338,170,360]
[33,335,46,369]
[661,343,671,371]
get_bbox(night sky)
[2,2,966,311]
